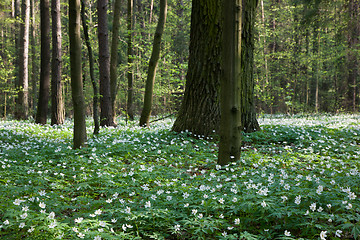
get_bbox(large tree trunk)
[69,0,87,148]
[81,0,99,135]
[241,0,260,132]
[172,0,222,137]
[139,0,167,127]
[110,0,122,124]
[127,0,134,121]
[51,0,64,125]
[15,0,30,120]
[218,0,242,165]
[36,0,51,124]
[172,0,259,137]
[98,0,114,126]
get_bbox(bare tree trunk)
[98,0,114,126]
[139,0,167,127]
[36,0,51,124]
[312,26,320,113]
[51,0,64,125]
[171,0,222,137]
[218,0,242,165]
[30,0,38,117]
[260,0,268,84]
[241,0,260,132]
[127,0,134,120]
[69,0,87,148]
[110,0,122,124]
[172,0,258,137]
[149,0,153,23]
[16,0,30,120]
[13,0,20,117]
[81,0,99,134]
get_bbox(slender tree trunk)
[51,0,64,125]
[347,0,359,112]
[139,0,167,127]
[312,26,320,113]
[260,0,269,85]
[305,28,310,111]
[127,0,134,120]
[98,0,114,126]
[69,0,87,148]
[16,0,30,120]
[13,0,20,117]
[30,0,37,117]
[149,0,153,23]
[110,0,122,124]
[36,0,51,124]
[172,0,222,137]
[218,0,242,165]
[81,0,99,134]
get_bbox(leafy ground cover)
[0,114,359,240]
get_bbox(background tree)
[346,0,360,112]
[139,0,168,127]
[36,0,50,124]
[218,0,242,165]
[127,0,134,120]
[69,0,87,148]
[110,0,122,124]
[98,0,114,126]
[30,0,38,116]
[15,0,30,120]
[253,0,356,114]
[81,0,99,134]
[51,0,64,125]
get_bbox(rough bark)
[98,0,114,126]
[69,0,87,148]
[36,0,51,124]
[172,0,259,137]
[127,0,134,120]
[51,0,64,125]
[241,0,260,132]
[16,0,30,120]
[172,0,222,137]
[218,0,242,165]
[81,0,99,135]
[110,0,122,124]
[139,0,167,127]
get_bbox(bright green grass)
[0,114,359,240]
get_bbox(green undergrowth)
[0,114,359,239]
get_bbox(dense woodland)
[0,1,360,239]
[1,0,359,122]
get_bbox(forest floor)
[0,114,359,240]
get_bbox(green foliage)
[254,0,355,114]
[0,114,360,239]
